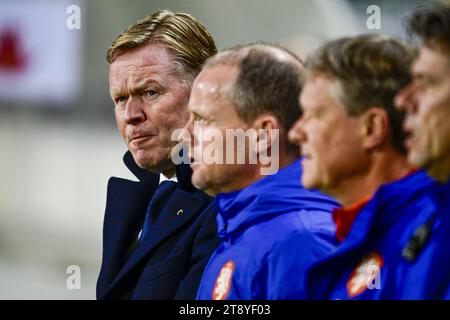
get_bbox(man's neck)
[332,152,411,207]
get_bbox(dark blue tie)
[140,180,177,242]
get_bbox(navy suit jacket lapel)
[106,188,208,291]
[101,153,210,296]
[97,152,159,298]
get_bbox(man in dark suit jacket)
[96,10,219,300]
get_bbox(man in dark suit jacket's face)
[109,43,190,177]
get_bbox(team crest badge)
[347,252,384,298]
[212,260,235,300]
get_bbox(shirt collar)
[333,197,371,242]
[159,173,178,184]
[333,168,419,242]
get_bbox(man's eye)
[115,96,128,104]
[194,115,206,124]
[145,90,159,97]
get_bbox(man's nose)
[395,83,418,114]
[288,118,307,146]
[124,96,146,125]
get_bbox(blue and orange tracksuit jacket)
[306,170,450,300]
[196,159,340,300]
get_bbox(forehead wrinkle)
[110,63,169,95]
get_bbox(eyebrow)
[192,107,217,124]
[190,110,206,120]
[111,77,162,95]
[412,70,435,82]
[131,78,162,94]
[109,88,123,100]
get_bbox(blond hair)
[304,34,415,153]
[106,10,217,86]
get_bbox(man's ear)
[252,114,280,154]
[359,107,389,150]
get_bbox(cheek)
[169,90,190,116]
[152,113,188,143]
[157,105,189,133]
[420,86,450,122]
[427,106,450,152]
[308,124,334,157]
[319,124,360,171]
[115,109,127,140]
[418,102,440,143]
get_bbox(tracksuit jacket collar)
[214,159,336,240]
[328,170,436,256]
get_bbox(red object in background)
[0,27,27,72]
